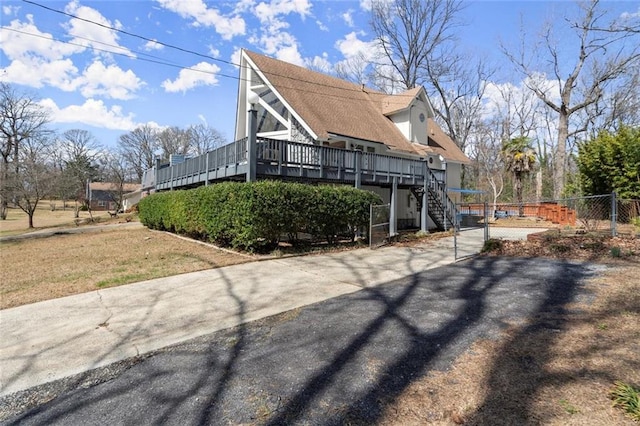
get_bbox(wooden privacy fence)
[459,202,577,226]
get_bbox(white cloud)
[3,5,18,15]
[359,0,372,11]
[0,57,79,91]
[40,98,138,131]
[1,17,84,61]
[342,10,354,27]
[208,46,220,57]
[335,31,377,60]
[156,0,245,40]
[250,0,313,67]
[316,20,328,31]
[161,62,221,93]
[144,39,163,51]
[620,7,640,20]
[234,0,255,13]
[78,61,143,100]
[64,1,132,58]
[254,0,312,23]
[306,53,332,73]
[230,47,242,68]
[275,45,304,66]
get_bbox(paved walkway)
[0,227,531,397]
[0,236,466,397]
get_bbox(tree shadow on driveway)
[2,256,601,425]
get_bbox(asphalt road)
[0,256,604,425]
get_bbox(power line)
[1,27,240,80]
[20,0,416,99]
[2,27,411,105]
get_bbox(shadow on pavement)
[2,255,601,425]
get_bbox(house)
[143,49,471,234]
[234,49,470,230]
[86,182,140,212]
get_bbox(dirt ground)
[378,238,640,425]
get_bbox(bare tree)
[502,0,640,198]
[370,0,464,90]
[59,129,102,204]
[117,124,159,181]
[188,123,226,156]
[100,151,132,213]
[10,135,55,228]
[157,126,191,160]
[370,0,494,183]
[0,83,50,220]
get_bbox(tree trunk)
[28,211,34,229]
[0,200,6,220]
[515,172,524,216]
[554,110,569,200]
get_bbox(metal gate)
[454,202,489,260]
[369,203,390,248]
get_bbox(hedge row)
[138,181,382,251]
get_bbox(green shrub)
[138,181,382,252]
[610,381,640,421]
[481,238,503,253]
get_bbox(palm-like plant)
[502,136,537,216]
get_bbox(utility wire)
[3,27,414,105]
[20,0,417,99]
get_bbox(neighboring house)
[86,182,140,212]
[122,188,143,212]
[234,50,470,229]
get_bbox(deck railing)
[153,137,446,189]
[147,136,456,230]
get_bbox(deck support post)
[355,151,362,189]
[421,166,428,233]
[247,106,257,182]
[390,177,398,237]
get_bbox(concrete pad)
[0,234,467,397]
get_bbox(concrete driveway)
[0,255,604,425]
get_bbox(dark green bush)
[138,181,382,251]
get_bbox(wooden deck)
[143,137,456,231]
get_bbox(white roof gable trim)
[242,51,319,141]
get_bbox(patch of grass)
[610,246,622,257]
[549,243,571,254]
[559,399,579,415]
[610,381,640,421]
[481,238,503,253]
[96,273,150,288]
[596,322,608,330]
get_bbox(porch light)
[247,91,260,107]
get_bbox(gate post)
[611,191,617,237]
[420,169,428,233]
[390,177,398,237]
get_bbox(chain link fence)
[369,203,390,248]
[487,193,640,241]
[454,202,489,260]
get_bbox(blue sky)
[1,0,639,148]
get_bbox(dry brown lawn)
[379,250,640,425]
[0,227,252,309]
[0,203,118,236]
